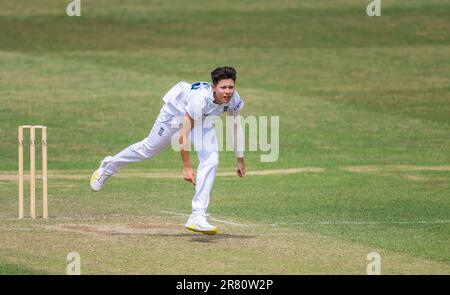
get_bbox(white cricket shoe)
[90,156,113,192]
[185,214,218,235]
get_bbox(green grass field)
[1,0,449,274]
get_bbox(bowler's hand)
[183,167,196,186]
[237,158,246,177]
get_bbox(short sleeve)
[185,90,206,120]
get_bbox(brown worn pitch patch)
[58,223,180,236]
[127,223,179,230]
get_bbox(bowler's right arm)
[180,113,196,185]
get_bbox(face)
[212,79,235,104]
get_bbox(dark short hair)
[211,66,237,85]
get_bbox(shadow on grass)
[188,233,257,243]
[102,232,257,243]
[57,224,257,242]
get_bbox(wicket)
[18,125,48,219]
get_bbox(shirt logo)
[158,127,165,136]
[191,82,210,90]
[223,106,229,112]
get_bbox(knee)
[135,140,156,159]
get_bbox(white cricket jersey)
[160,81,244,123]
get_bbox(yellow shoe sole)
[90,169,100,191]
[185,225,218,235]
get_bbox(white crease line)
[278,220,450,225]
[3,212,448,227]
[208,216,276,227]
[160,211,450,227]
[161,210,271,227]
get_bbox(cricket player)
[90,66,245,235]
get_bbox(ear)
[211,84,218,96]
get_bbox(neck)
[212,92,221,105]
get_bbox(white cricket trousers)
[101,110,219,216]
